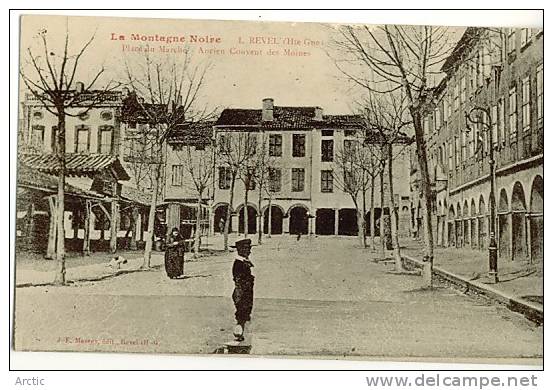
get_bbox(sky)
[20,15,367,115]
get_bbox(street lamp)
[465,107,499,283]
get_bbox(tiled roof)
[317,114,364,129]
[215,107,365,130]
[19,153,131,181]
[120,185,152,206]
[166,122,214,146]
[121,93,172,123]
[216,106,319,129]
[17,163,106,199]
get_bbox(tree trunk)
[387,143,404,271]
[362,186,367,248]
[129,206,138,250]
[194,193,202,257]
[268,197,272,238]
[369,175,375,251]
[243,186,249,238]
[379,160,386,260]
[357,207,364,248]
[46,195,57,260]
[411,108,434,288]
[83,200,91,256]
[223,174,236,251]
[142,164,160,269]
[53,112,66,285]
[257,185,263,245]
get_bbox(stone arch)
[286,203,310,217]
[470,199,477,248]
[289,204,309,235]
[529,175,543,262]
[462,200,470,247]
[478,194,486,215]
[263,204,285,235]
[213,203,232,233]
[498,188,509,212]
[236,203,258,234]
[477,194,488,251]
[510,181,527,261]
[498,188,510,260]
[530,175,544,213]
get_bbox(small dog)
[107,255,128,270]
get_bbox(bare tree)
[124,49,211,268]
[333,141,370,248]
[19,24,118,284]
[251,132,280,245]
[173,132,214,257]
[331,24,456,287]
[362,91,412,271]
[216,131,257,250]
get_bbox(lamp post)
[465,107,498,283]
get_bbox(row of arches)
[213,203,412,237]
[439,175,543,263]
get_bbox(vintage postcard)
[14,14,543,364]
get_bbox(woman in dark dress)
[165,227,185,279]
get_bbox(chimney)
[314,106,323,121]
[75,81,84,94]
[262,98,274,121]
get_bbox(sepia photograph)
[12,12,543,366]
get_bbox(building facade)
[411,27,543,263]
[194,98,413,237]
[17,88,151,255]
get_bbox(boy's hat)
[230,238,254,249]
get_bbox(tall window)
[321,139,334,162]
[521,28,532,47]
[244,168,256,190]
[454,82,460,110]
[291,168,305,192]
[507,28,516,54]
[292,134,306,157]
[31,125,45,149]
[498,98,506,143]
[491,104,498,145]
[268,168,281,192]
[343,139,357,155]
[268,134,282,156]
[218,167,232,189]
[171,164,183,186]
[509,87,518,137]
[321,170,333,193]
[537,64,543,123]
[219,134,231,153]
[98,125,113,154]
[522,76,531,132]
[448,141,453,171]
[75,125,90,153]
[454,136,460,167]
[461,130,467,161]
[434,106,441,130]
[460,76,467,104]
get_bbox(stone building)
[411,27,543,263]
[167,98,413,237]
[16,88,150,255]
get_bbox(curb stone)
[402,255,543,325]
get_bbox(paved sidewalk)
[400,239,543,308]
